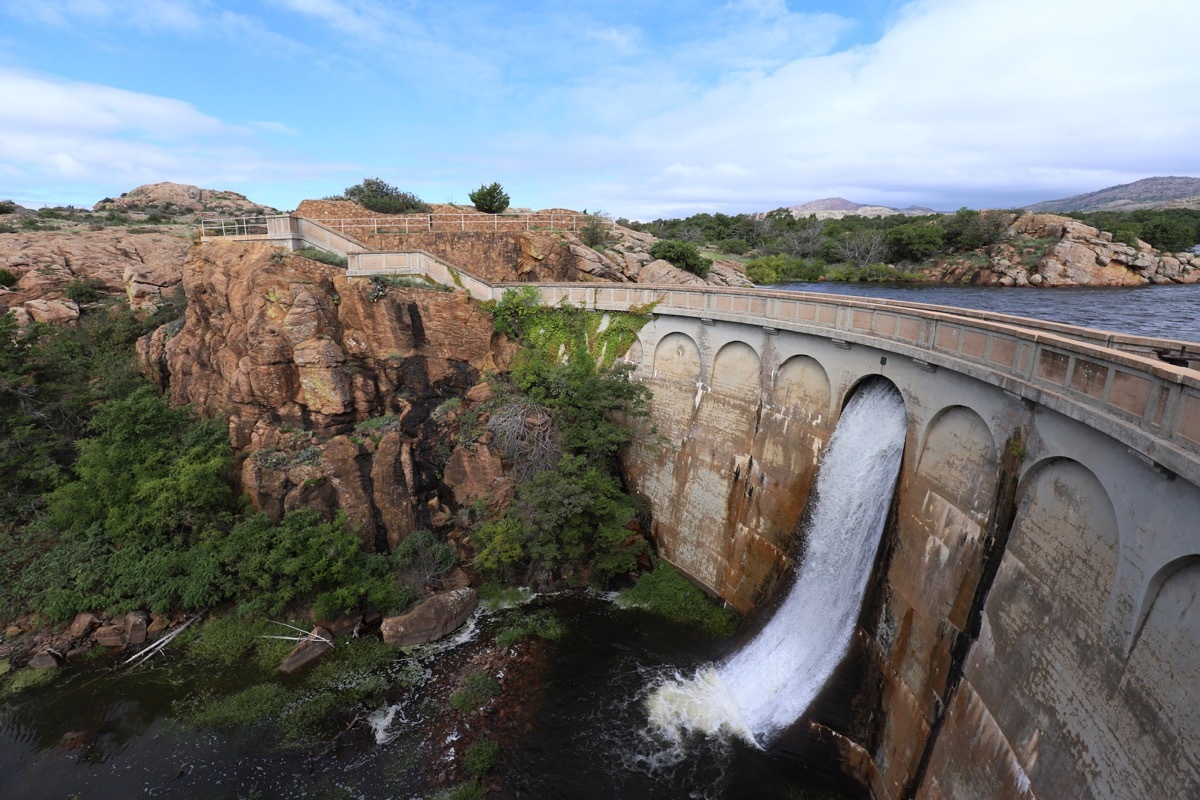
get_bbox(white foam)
[646,382,906,747]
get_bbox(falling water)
[646,380,907,748]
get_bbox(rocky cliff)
[141,240,517,552]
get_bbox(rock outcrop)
[95,182,277,217]
[0,228,189,318]
[144,240,517,550]
[920,212,1200,286]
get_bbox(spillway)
[647,380,907,747]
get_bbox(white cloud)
[0,0,304,54]
[563,0,1200,216]
[0,68,342,205]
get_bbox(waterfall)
[646,380,907,748]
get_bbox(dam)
[208,214,1200,799]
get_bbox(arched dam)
[219,215,1200,799]
[608,285,1200,800]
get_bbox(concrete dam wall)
[619,306,1200,799]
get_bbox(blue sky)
[1,0,1197,219]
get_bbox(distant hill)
[1027,176,1200,213]
[776,197,937,220]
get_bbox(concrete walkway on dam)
[204,213,1200,800]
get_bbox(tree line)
[620,205,1200,284]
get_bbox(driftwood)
[259,620,334,646]
[123,614,200,669]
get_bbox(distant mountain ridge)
[776,197,937,220]
[1027,176,1200,213]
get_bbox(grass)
[464,738,499,778]
[175,624,403,747]
[494,610,565,649]
[616,560,739,637]
[296,247,348,268]
[428,781,485,800]
[449,671,500,714]
[0,666,58,696]
[477,583,533,610]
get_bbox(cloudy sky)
[1,0,1197,219]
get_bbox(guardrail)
[199,217,268,237]
[308,213,612,235]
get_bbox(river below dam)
[780,281,1200,342]
[0,596,851,799]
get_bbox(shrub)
[0,268,17,288]
[0,200,17,214]
[886,221,947,262]
[219,510,413,619]
[941,208,1009,251]
[468,182,510,214]
[579,213,617,249]
[393,529,456,589]
[62,278,106,304]
[746,254,827,284]
[464,739,500,778]
[823,262,919,282]
[715,237,750,256]
[649,240,712,279]
[341,178,430,215]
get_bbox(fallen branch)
[260,621,334,647]
[124,614,201,669]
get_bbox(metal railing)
[199,217,268,237]
[307,213,613,235]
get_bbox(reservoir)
[779,282,1200,342]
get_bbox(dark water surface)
[0,597,849,799]
[779,282,1200,343]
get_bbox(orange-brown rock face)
[148,240,514,550]
[0,228,189,318]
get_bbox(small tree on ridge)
[469,182,511,214]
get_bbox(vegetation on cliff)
[0,298,413,626]
[471,287,652,586]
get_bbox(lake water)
[778,282,1200,343]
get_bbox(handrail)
[199,216,268,236]
[307,213,613,235]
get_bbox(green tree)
[341,178,430,215]
[468,182,510,214]
[1140,217,1195,252]
[887,222,947,262]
